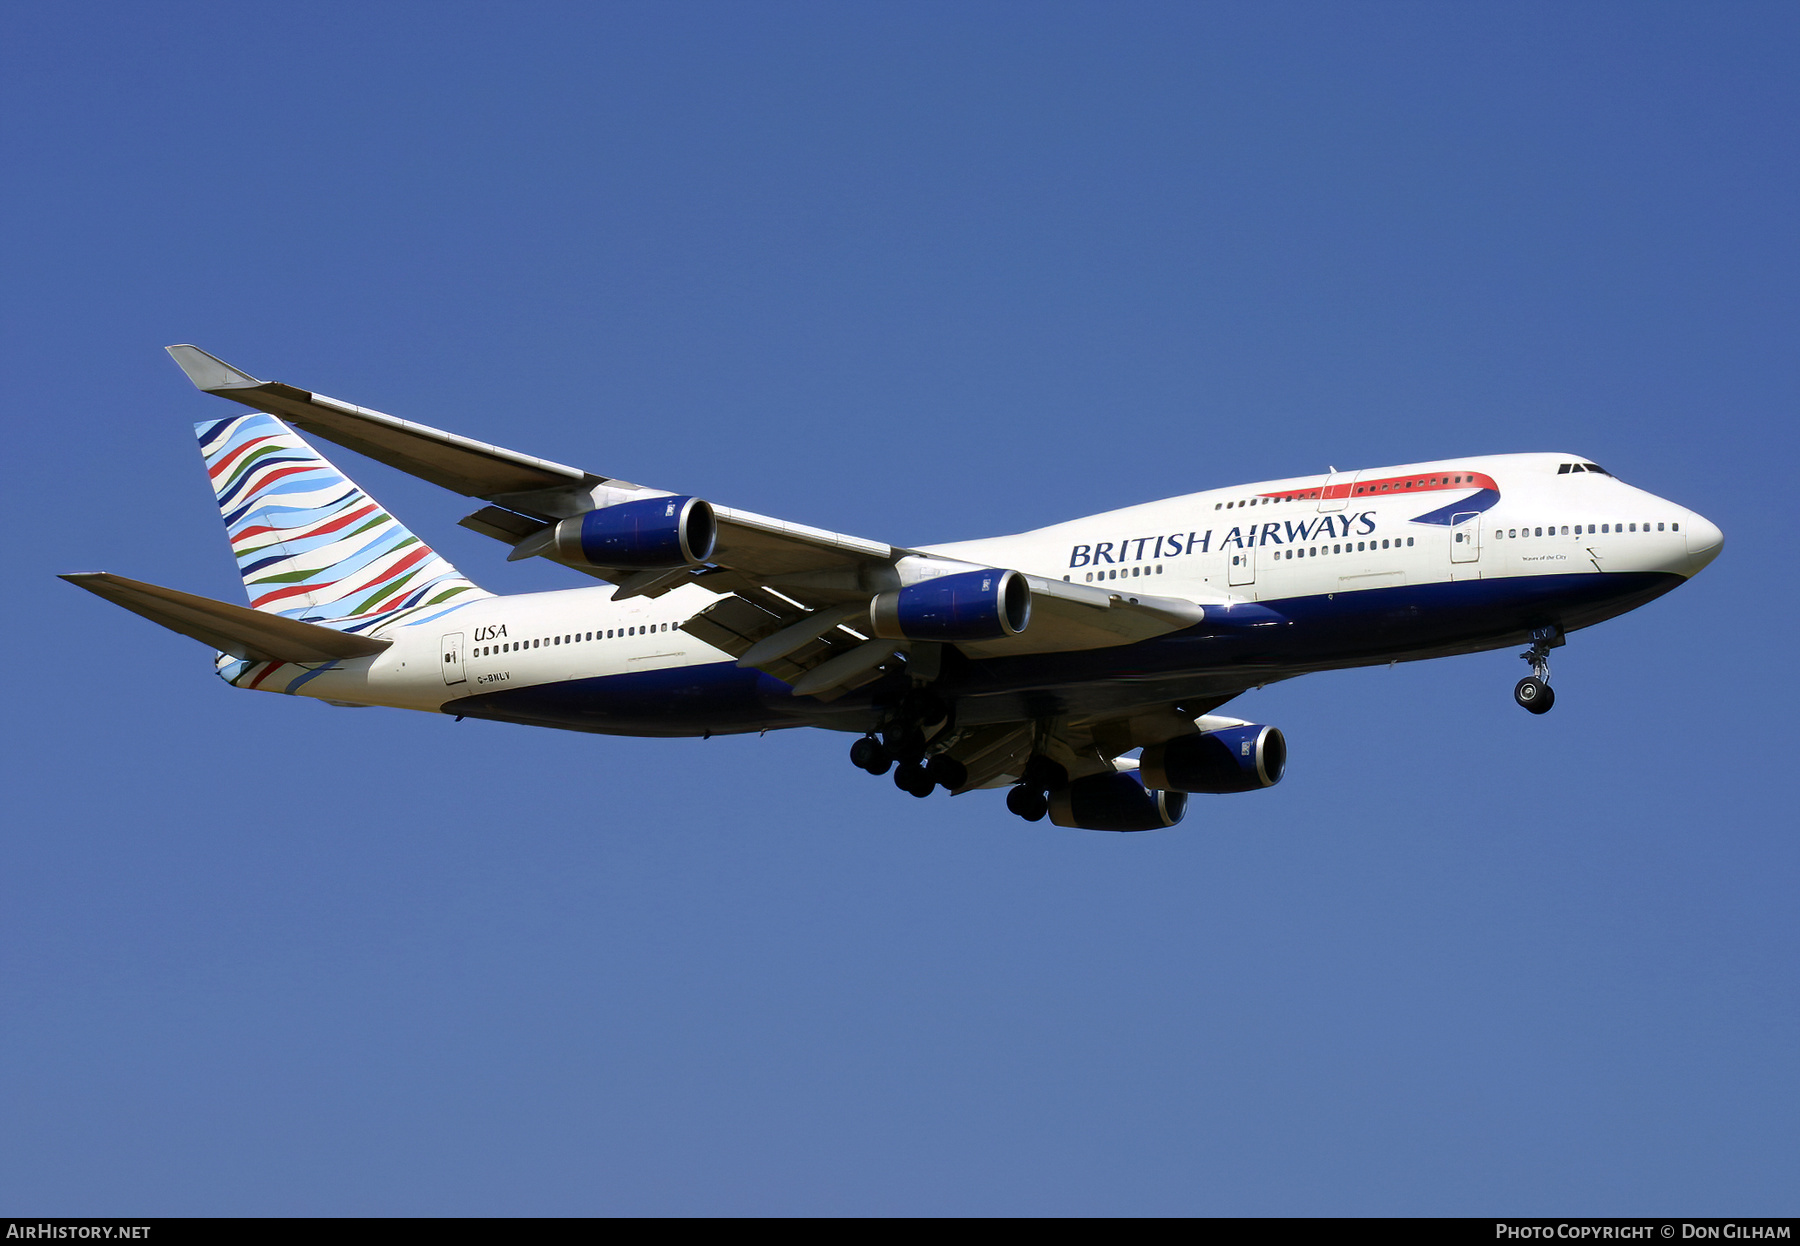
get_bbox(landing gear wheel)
[886,728,927,768]
[1514,676,1555,714]
[1006,785,1048,822]
[926,754,967,792]
[1021,754,1068,793]
[850,736,890,775]
[894,761,934,798]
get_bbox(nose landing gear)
[1514,676,1554,713]
[1514,627,1564,715]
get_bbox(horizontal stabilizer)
[60,572,392,663]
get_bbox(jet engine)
[1047,771,1187,832]
[546,496,717,569]
[1139,723,1286,794]
[869,568,1031,642]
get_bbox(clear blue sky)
[4,0,1796,1215]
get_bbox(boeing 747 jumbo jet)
[63,347,1724,830]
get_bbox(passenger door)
[1450,515,1481,564]
[441,632,466,685]
[1228,546,1256,586]
[1317,470,1353,513]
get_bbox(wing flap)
[61,572,392,663]
[456,505,551,543]
[678,591,878,690]
[679,593,790,660]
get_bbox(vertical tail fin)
[197,412,489,633]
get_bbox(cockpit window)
[1581,462,1611,476]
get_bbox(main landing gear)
[847,688,966,798]
[1005,755,1066,823]
[849,735,888,775]
[1005,785,1048,822]
[890,754,966,799]
[850,733,968,798]
[1514,627,1564,715]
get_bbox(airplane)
[61,346,1725,831]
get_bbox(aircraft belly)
[441,571,1681,738]
[449,661,830,737]
[951,571,1682,705]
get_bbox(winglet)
[165,344,263,392]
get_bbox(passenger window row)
[1354,475,1473,495]
[1212,474,1487,509]
[1493,521,1679,540]
[1277,538,1413,560]
[1210,469,1666,507]
[1084,535,1426,581]
[1084,566,1164,583]
[473,622,674,658]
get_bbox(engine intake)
[551,496,716,569]
[1139,724,1286,794]
[1048,771,1187,832]
[869,569,1030,642]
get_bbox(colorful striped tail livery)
[197,412,489,634]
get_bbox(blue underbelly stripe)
[446,571,1681,737]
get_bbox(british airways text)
[1069,512,1378,567]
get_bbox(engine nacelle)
[1048,771,1187,832]
[550,496,716,569]
[1139,724,1286,794]
[868,568,1030,642]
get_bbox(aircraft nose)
[1685,514,1724,574]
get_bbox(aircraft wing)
[168,346,1201,697]
[167,345,894,582]
[167,345,597,500]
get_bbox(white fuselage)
[259,452,1722,721]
